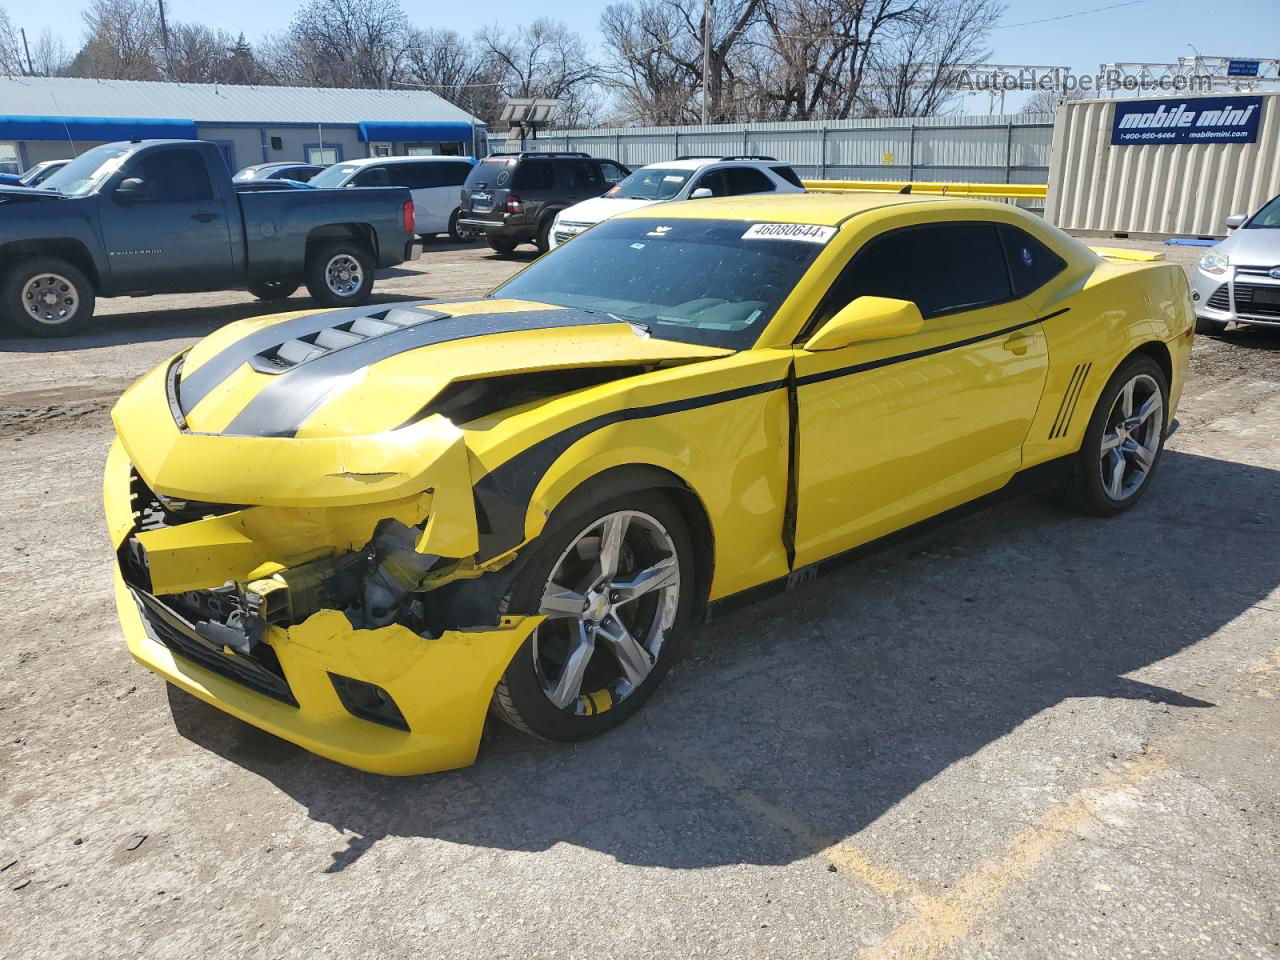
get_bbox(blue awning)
[358,121,474,143]
[0,115,197,141]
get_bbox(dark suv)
[459,152,629,256]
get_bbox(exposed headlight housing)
[1198,251,1229,276]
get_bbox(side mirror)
[114,177,147,203]
[689,187,713,199]
[1225,213,1247,230]
[805,296,924,352]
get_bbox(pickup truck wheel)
[304,242,374,306]
[2,258,95,338]
[247,279,299,301]
[487,236,520,257]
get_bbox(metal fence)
[487,113,1054,212]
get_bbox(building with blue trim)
[0,76,486,176]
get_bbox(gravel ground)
[1,238,1277,959]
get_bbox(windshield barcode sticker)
[742,223,837,244]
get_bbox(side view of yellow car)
[105,192,1194,775]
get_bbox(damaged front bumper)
[104,361,537,775]
[112,568,536,776]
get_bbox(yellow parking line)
[686,761,923,901]
[857,753,1168,960]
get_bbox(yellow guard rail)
[804,179,1048,200]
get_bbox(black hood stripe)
[221,307,622,438]
[179,301,447,413]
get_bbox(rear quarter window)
[998,225,1067,297]
[514,159,555,191]
[771,165,804,188]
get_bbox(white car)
[1190,193,1280,335]
[549,156,806,248]
[308,155,476,240]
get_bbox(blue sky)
[12,0,1280,112]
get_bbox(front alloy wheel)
[534,510,680,713]
[492,491,693,742]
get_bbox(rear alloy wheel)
[246,278,299,301]
[1,257,96,337]
[304,241,374,306]
[1057,355,1168,516]
[535,218,554,255]
[492,493,693,742]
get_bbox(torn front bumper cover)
[113,569,536,775]
[104,363,538,776]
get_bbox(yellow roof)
[611,190,972,227]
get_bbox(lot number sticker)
[742,223,837,244]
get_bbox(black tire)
[303,240,375,307]
[491,490,695,743]
[487,235,520,257]
[1056,354,1169,516]
[1195,314,1228,336]
[447,208,472,243]
[246,278,299,302]
[534,217,553,255]
[1,257,96,338]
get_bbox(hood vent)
[250,307,451,374]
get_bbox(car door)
[791,219,1049,567]
[99,146,234,291]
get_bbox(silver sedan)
[1190,194,1280,334]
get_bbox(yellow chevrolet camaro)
[105,192,1194,775]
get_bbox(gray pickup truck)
[0,139,418,337]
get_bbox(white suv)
[549,156,805,248]
[308,155,476,240]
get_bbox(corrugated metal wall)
[488,114,1053,210]
[1047,93,1280,238]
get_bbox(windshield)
[40,144,131,197]
[307,164,361,188]
[1246,195,1280,228]
[608,167,693,201]
[490,217,832,349]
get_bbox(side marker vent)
[1049,362,1091,439]
[249,307,450,374]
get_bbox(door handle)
[1002,333,1031,355]
[191,211,219,223]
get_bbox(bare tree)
[263,0,410,88]
[600,0,760,124]
[860,0,1004,117]
[67,0,164,80]
[0,5,25,76]
[402,28,504,121]
[31,28,71,76]
[477,19,602,128]
[1020,84,1082,115]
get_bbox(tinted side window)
[567,160,604,193]
[998,225,1066,297]
[819,222,1013,326]
[692,170,728,197]
[910,223,1011,317]
[352,165,391,187]
[135,150,213,202]
[513,159,554,190]
[771,165,804,187]
[387,164,427,189]
[599,161,627,185]
[724,166,775,195]
[438,161,472,187]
